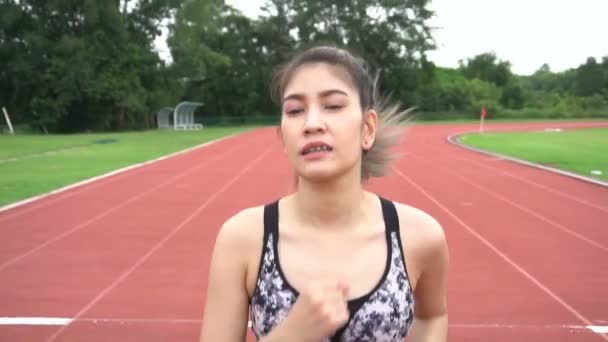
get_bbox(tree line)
[1,0,607,133]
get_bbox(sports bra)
[249,196,416,341]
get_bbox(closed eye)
[285,109,303,115]
[326,105,344,111]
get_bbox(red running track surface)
[1,122,607,341]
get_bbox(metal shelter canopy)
[157,107,174,129]
[173,101,203,130]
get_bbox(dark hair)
[272,45,411,180]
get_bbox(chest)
[277,228,388,299]
[249,231,416,341]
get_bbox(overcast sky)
[159,0,608,75]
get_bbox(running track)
[1,121,607,341]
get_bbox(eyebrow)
[282,89,348,103]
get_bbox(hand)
[278,281,350,341]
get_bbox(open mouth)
[302,145,333,155]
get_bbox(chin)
[296,164,354,184]
[299,171,337,183]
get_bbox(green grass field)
[413,117,608,125]
[459,127,608,182]
[0,127,255,207]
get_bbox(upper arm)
[199,208,262,342]
[413,215,449,319]
[397,205,449,319]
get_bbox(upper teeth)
[306,146,330,154]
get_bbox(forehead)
[283,63,358,99]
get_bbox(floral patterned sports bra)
[249,196,416,341]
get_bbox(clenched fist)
[272,281,351,342]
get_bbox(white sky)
[157,0,608,75]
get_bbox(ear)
[362,109,378,151]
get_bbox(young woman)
[200,46,449,341]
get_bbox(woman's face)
[279,62,376,183]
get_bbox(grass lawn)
[459,127,608,182]
[0,126,256,207]
[412,117,608,125]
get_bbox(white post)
[173,108,177,130]
[2,107,14,135]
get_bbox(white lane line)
[391,166,608,342]
[408,154,608,253]
[0,131,244,216]
[446,130,608,188]
[0,143,243,273]
[589,326,608,334]
[1,317,606,335]
[44,147,274,342]
[0,317,72,326]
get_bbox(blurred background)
[2,0,607,134]
[1,3,607,341]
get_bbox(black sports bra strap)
[380,197,400,233]
[251,201,279,310]
[266,198,398,234]
[263,200,279,239]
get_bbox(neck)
[292,169,370,230]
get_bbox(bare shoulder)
[392,202,449,322]
[212,205,266,296]
[201,205,266,340]
[392,202,448,285]
[215,205,265,252]
[393,202,446,248]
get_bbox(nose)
[303,106,325,135]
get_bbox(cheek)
[279,123,299,152]
[334,117,365,155]
[337,113,364,140]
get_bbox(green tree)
[0,0,176,132]
[260,0,436,107]
[500,81,525,109]
[575,57,605,97]
[459,52,512,87]
[167,1,276,119]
